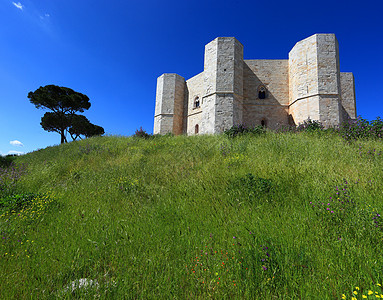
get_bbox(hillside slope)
[1,133,383,299]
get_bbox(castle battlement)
[154,34,356,135]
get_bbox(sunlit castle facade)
[154,33,356,135]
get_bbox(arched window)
[261,119,267,127]
[258,85,267,99]
[194,96,200,108]
[195,124,199,134]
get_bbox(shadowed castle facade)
[154,33,356,135]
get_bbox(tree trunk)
[61,131,66,144]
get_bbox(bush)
[274,124,297,133]
[0,155,17,168]
[296,118,324,132]
[224,125,266,138]
[133,127,151,139]
[370,117,383,138]
[339,116,383,141]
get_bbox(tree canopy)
[68,115,105,141]
[28,85,104,143]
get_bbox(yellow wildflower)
[369,291,375,295]
[363,296,367,299]
[353,291,358,295]
[342,294,346,299]
[356,287,360,290]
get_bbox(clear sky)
[1,0,382,155]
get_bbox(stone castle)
[153,33,356,135]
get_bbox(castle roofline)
[156,73,185,80]
[208,37,244,47]
[244,59,288,62]
[154,32,356,135]
[289,33,336,52]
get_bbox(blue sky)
[1,0,382,155]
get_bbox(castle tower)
[340,72,357,119]
[153,73,185,135]
[154,34,356,135]
[200,37,244,134]
[288,34,343,127]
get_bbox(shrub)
[274,124,297,133]
[339,116,371,141]
[0,155,17,168]
[296,118,324,132]
[339,116,383,141]
[133,127,151,139]
[224,125,265,138]
[370,117,383,138]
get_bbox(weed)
[357,144,382,159]
[0,163,28,197]
[0,192,56,222]
[342,283,383,299]
[0,155,17,168]
[78,144,106,155]
[339,116,383,142]
[296,118,324,132]
[133,127,151,139]
[228,173,274,203]
[224,124,265,138]
[185,237,243,296]
[1,133,383,298]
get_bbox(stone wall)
[154,34,356,134]
[201,37,244,133]
[215,93,235,132]
[289,35,319,103]
[316,34,341,95]
[288,34,343,127]
[200,94,215,134]
[288,35,321,125]
[243,59,289,128]
[214,38,244,96]
[289,96,320,125]
[244,60,289,106]
[340,72,357,119]
[318,95,341,127]
[173,76,186,135]
[214,38,244,132]
[153,73,185,134]
[200,38,218,134]
[203,39,218,95]
[243,105,289,129]
[316,34,342,126]
[154,74,170,134]
[185,72,204,135]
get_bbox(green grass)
[1,132,383,299]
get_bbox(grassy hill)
[1,132,383,299]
